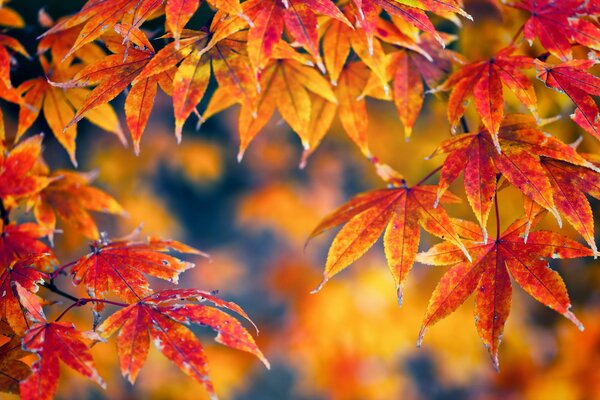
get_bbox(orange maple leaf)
[33,170,126,242]
[309,183,471,303]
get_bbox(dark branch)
[41,280,79,302]
[0,199,9,226]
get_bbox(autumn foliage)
[0,0,599,398]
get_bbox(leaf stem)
[494,188,500,240]
[49,260,78,279]
[415,165,443,187]
[509,24,525,46]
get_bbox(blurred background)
[3,0,600,399]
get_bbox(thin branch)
[41,281,79,302]
[0,199,9,226]
[460,116,470,134]
[509,24,525,47]
[415,165,443,187]
[49,260,78,279]
[55,297,128,322]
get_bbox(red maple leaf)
[33,170,126,242]
[20,322,105,400]
[0,135,50,202]
[0,257,47,334]
[512,0,600,61]
[430,115,594,240]
[362,29,460,139]
[0,223,58,271]
[349,0,470,54]
[416,216,592,369]
[536,59,600,142]
[70,236,208,310]
[438,47,538,149]
[0,321,31,394]
[540,157,600,256]
[97,289,269,396]
[243,0,349,73]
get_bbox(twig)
[41,281,79,302]
[49,260,78,279]
[415,165,443,187]
[460,116,470,134]
[0,199,9,226]
[509,24,525,47]
[55,298,128,322]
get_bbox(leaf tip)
[492,354,500,373]
[237,148,246,163]
[175,125,183,144]
[565,310,584,332]
[416,326,426,348]
[69,152,78,168]
[396,285,404,307]
[310,276,328,294]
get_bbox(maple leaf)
[17,58,125,166]
[36,18,108,65]
[361,28,459,139]
[0,34,27,89]
[70,236,208,311]
[540,157,600,256]
[97,289,269,397]
[430,114,594,240]
[0,3,24,28]
[536,59,600,142]
[166,0,201,48]
[0,134,50,202]
[0,223,58,272]
[20,322,105,400]
[33,170,126,242]
[309,182,471,303]
[437,47,538,149]
[327,61,372,158]
[319,5,393,94]
[242,0,349,73]
[512,0,600,61]
[47,30,160,156]
[348,0,470,55]
[416,216,592,370]
[132,27,259,144]
[38,0,165,60]
[0,321,31,394]
[0,257,47,334]
[235,42,337,161]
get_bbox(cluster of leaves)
[0,122,268,399]
[0,123,268,398]
[305,0,600,371]
[0,3,271,398]
[0,0,598,397]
